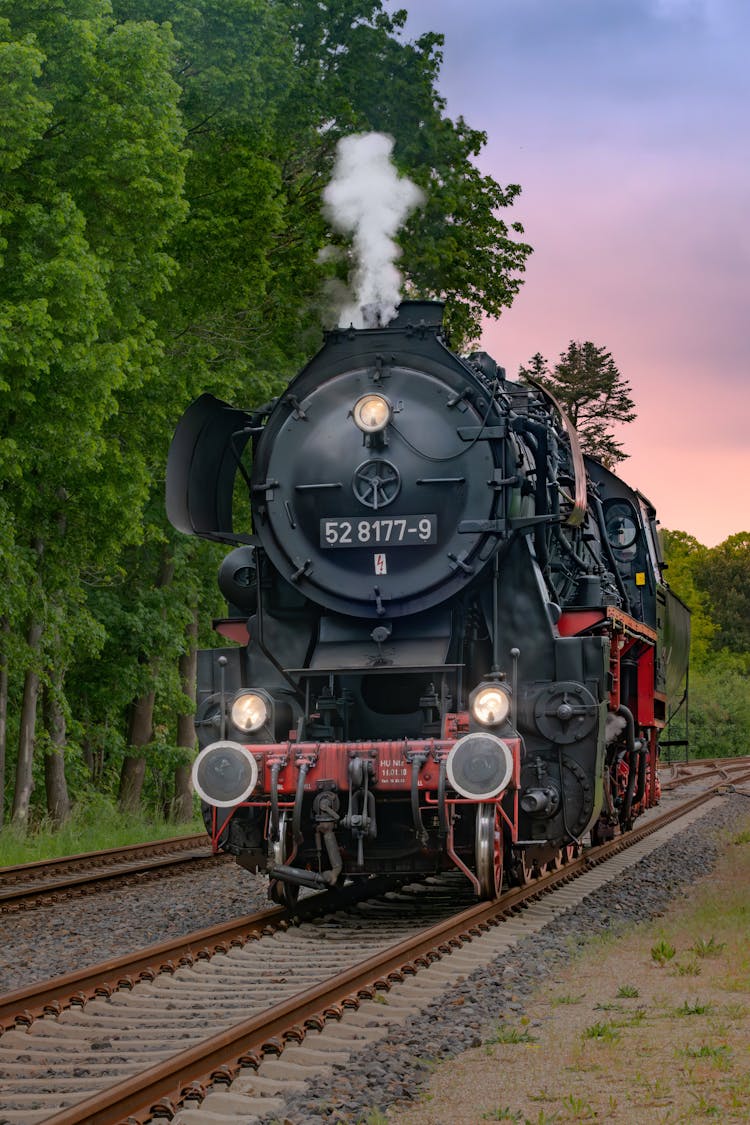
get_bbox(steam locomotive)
[166,300,689,903]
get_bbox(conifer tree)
[520,342,636,466]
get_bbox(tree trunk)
[172,610,198,821]
[0,619,9,831]
[82,737,95,781]
[43,679,71,824]
[117,549,175,814]
[11,619,44,828]
[118,689,155,812]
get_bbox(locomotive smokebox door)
[253,357,504,619]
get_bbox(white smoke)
[322,132,424,329]
[605,713,627,744]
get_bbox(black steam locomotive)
[166,300,689,903]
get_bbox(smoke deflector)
[165,393,256,545]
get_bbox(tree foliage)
[519,342,636,466]
[659,530,716,666]
[0,0,186,822]
[693,533,750,655]
[1,0,533,827]
[662,530,750,759]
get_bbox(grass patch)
[616,983,639,998]
[651,938,676,965]
[634,1073,673,1103]
[582,1021,621,1043]
[687,1092,724,1116]
[527,1089,557,1103]
[672,959,702,976]
[550,992,585,1006]
[559,1094,597,1119]
[0,797,202,867]
[691,936,726,958]
[677,1043,732,1067]
[674,999,711,1016]
[723,975,750,994]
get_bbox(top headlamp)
[352,393,391,433]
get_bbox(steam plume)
[322,133,424,329]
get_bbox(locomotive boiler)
[166,300,690,903]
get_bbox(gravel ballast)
[262,792,750,1124]
[0,861,270,994]
[2,791,748,1123]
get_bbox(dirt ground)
[388,816,750,1124]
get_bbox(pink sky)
[390,0,750,546]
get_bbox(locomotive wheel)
[475,803,503,899]
[268,812,300,909]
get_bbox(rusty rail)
[37,775,750,1125]
[0,834,222,913]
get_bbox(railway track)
[660,754,750,791]
[3,772,749,1125]
[0,835,225,914]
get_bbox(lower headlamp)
[446,732,514,801]
[192,740,259,807]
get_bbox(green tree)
[519,342,636,466]
[662,530,750,759]
[687,654,750,759]
[283,1,532,348]
[97,0,534,810]
[0,0,186,825]
[660,530,715,667]
[2,0,536,824]
[694,532,750,655]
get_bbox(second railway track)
[2,774,748,1125]
[0,835,227,914]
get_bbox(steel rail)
[0,850,222,913]
[0,903,286,1031]
[661,756,750,791]
[0,836,224,914]
[39,774,750,1125]
[0,833,210,881]
[0,873,401,1031]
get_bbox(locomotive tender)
[166,300,689,903]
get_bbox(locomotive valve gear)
[192,741,259,807]
[313,789,340,823]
